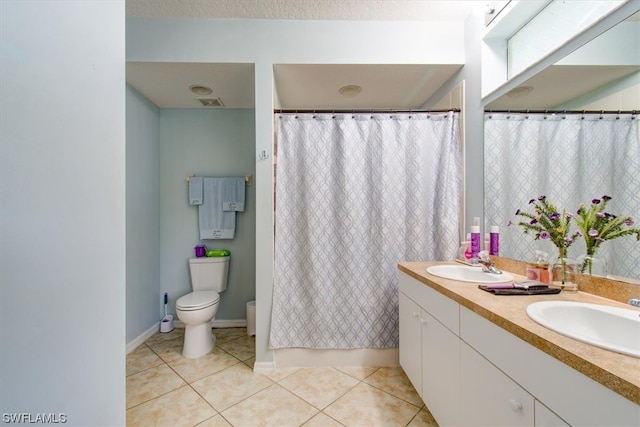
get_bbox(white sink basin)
[526,301,640,358]
[426,264,513,283]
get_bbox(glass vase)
[576,254,607,278]
[549,255,577,292]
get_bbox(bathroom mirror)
[483,12,640,283]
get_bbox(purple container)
[194,245,206,257]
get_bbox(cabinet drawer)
[399,272,459,335]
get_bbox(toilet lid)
[176,291,219,310]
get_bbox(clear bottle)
[457,237,471,261]
[526,250,550,284]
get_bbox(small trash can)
[246,300,256,336]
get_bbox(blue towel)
[222,176,245,212]
[199,178,236,239]
[188,176,203,205]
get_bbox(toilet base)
[182,322,215,359]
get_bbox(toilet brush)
[160,292,174,333]
[163,292,168,318]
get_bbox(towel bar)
[186,173,252,186]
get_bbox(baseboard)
[213,318,247,328]
[253,361,276,374]
[172,319,248,329]
[274,347,399,368]
[126,322,159,354]
[127,319,247,354]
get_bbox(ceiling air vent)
[199,98,225,107]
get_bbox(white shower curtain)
[484,112,640,279]
[270,112,462,349]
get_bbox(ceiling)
[485,65,639,111]
[126,0,481,21]
[125,0,480,110]
[125,1,639,111]
[126,62,256,109]
[273,64,463,110]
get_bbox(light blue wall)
[159,109,256,320]
[126,85,161,342]
[1,1,125,424]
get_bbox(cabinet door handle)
[420,318,427,325]
[509,399,523,413]
[412,312,419,318]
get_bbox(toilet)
[176,256,229,359]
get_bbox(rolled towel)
[188,176,203,205]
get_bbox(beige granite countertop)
[398,261,640,406]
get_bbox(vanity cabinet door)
[399,291,423,397]
[534,400,570,427]
[421,309,460,427]
[460,341,535,427]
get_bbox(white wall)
[127,17,466,367]
[159,109,256,320]
[1,1,125,424]
[126,86,161,343]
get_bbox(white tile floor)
[126,328,439,427]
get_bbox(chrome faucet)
[629,298,640,308]
[477,250,503,274]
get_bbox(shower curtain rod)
[485,109,637,115]
[274,108,460,114]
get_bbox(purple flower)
[596,212,606,218]
[576,230,583,236]
[530,219,538,225]
[592,198,601,204]
[595,237,606,243]
[602,195,612,201]
[549,212,560,221]
[539,231,550,239]
[625,218,635,226]
[565,212,574,218]
[564,237,573,243]
[528,199,535,204]
[507,220,513,226]
[588,229,599,237]
[515,209,521,215]
[538,195,546,201]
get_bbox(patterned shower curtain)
[270,112,462,349]
[484,112,640,280]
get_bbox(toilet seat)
[176,291,220,311]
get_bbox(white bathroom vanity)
[398,261,640,427]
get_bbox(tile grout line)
[186,354,277,425]
[185,338,275,427]
[128,330,427,427]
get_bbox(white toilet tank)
[188,256,229,292]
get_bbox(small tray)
[478,285,561,296]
